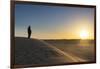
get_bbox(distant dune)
[14,37,71,67]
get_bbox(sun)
[80,30,89,39]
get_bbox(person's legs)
[29,34,30,38]
[30,33,31,38]
[28,33,31,39]
[28,32,30,39]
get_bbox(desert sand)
[14,37,95,67]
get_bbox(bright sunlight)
[80,30,89,39]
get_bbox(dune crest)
[14,37,68,66]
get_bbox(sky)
[15,3,94,39]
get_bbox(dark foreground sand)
[14,37,72,67]
[14,37,95,68]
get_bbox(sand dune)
[45,39,95,61]
[14,37,94,68]
[14,37,71,67]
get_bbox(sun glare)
[80,30,89,39]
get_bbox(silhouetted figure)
[27,26,32,39]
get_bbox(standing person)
[27,25,32,39]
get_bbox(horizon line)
[15,36,94,40]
